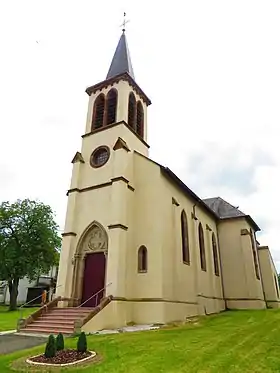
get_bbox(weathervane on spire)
[120,12,130,32]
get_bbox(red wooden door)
[81,252,106,307]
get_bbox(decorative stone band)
[172,197,180,206]
[61,232,77,237]
[197,294,224,301]
[67,177,135,196]
[81,120,150,148]
[191,212,198,221]
[225,297,265,301]
[112,296,198,305]
[240,228,250,235]
[108,224,128,231]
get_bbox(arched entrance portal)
[71,221,108,307]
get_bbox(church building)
[56,30,280,332]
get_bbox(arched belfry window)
[106,89,118,125]
[136,101,144,137]
[92,94,105,130]
[181,210,190,264]
[138,246,147,272]
[250,229,260,280]
[128,92,136,129]
[199,223,206,271]
[212,233,219,276]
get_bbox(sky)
[0,1,280,268]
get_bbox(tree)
[56,333,64,351]
[0,199,61,310]
[45,334,57,358]
[77,332,87,353]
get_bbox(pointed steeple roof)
[106,31,135,80]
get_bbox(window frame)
[181,210,190,265]
[199,223,207,271]
[138,246,148,273]
[92,93,105,130]
[212,233,220,276]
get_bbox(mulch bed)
[29,349,91,365]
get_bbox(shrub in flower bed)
[28,332,93,365]
[44,335,56,358]
[56,333,64,351]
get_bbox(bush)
[77,332,87,353]
[56,333,64,351]
[44,334,56,358]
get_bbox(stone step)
[32,320,75,327]
[46,312,89,319]
[48,309,92,315]
[39,316,81,323]
[58,307,93,310]
[23,327,73,335]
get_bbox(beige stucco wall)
[127,152,225,319]
[218,220,265,309]
[258,246,280,308]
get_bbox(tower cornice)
[85,72,151,106]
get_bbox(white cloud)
[0,0,280,268]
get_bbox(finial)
[120,12,130,32]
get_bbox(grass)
[1,309,280,372]
[0,306,39,332]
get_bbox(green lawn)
[0,306,39,332]
[1,309,280,372]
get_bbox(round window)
[90,146,110,168]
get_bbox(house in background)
[0,266,58,306]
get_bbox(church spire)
[106,30,135,80]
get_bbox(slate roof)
[203,197,245,219]
[106,31,135,80]
[203,197,260,231]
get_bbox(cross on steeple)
[120,12,130,32]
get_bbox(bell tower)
[56,28,151,304]
[82,30,151,156]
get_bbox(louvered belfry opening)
[128,92,136,129]
[92,94,105,129]
[136,101,144,137]
[106,89,118,125]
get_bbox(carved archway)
[71,221,108,303]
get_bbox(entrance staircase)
[21,307,93,335]
[18,294,113,336]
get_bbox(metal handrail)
[77,282,112,308]
[19,284,62,319]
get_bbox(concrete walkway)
[0,334,47,355]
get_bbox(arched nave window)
[181,210,190,264]
[212,233,219,276]
[138,246,147,272]
[199,223,206,271]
